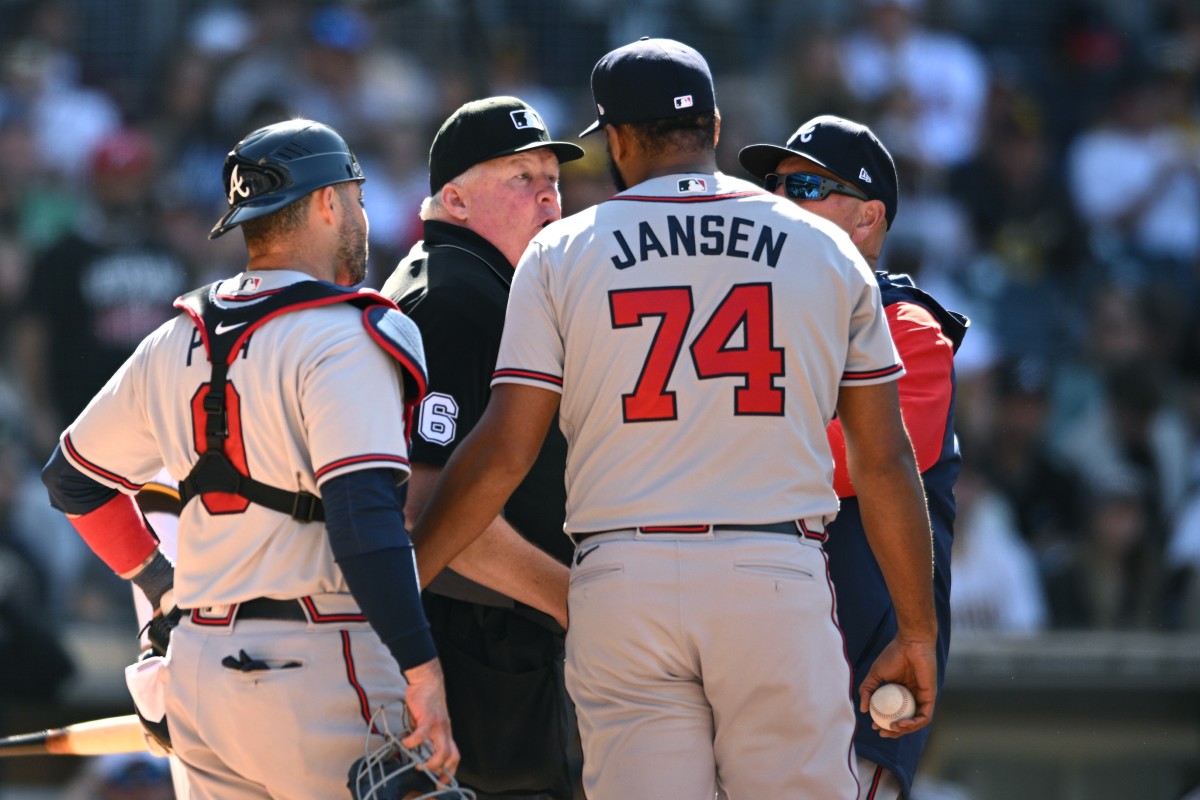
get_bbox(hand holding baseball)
[869,683,916,731]
[858,635,938,738]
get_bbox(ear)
[712,108,721,149]
[440,181,470,223]
[852,199,887,245]
[313,186,339,227]
[604,124,624,163]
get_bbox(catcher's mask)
[348,705,475,800]
[209,118,364,240]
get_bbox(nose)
[537,177,562,215]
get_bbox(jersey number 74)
[609,282,784,422]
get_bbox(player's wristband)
[130,550,175,612]
[68,493,160,575]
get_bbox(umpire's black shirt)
[382,220,573,592]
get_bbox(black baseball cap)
[580,37,716,137]
[739,115,899,228]
[428,96,584,193]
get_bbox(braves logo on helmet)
[228,164,253,205]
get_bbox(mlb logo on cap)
[511,109,546,131]
[580,37,716,136]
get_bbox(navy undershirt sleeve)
[322,468,436,670]
[42,446,120,514]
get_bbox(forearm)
[838,381,937,642]
[449,521,569,624]
[323,469,437,670]
[412,384,558,586]
[853,457,937,641]
[413,437,534,586]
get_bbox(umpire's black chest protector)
[174,279,401,522]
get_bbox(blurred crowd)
[2,0,1200,717]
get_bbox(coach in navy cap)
[740,115,899,230]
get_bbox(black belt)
[575,521,809,544]
[188,596,369,627]
[237,598,308,621]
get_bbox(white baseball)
[869,683,915,731]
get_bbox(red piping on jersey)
[314,453,411,481]
[62,434,144,492]
[609,191,762,203]
[821,546,860,799]
[864,764,884,799]
[342,630,374,724]
[843,363,904,381]
[492,368,564,386]
[175,302,212,365]
[301,596,367,623]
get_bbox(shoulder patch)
[364,306,428,400]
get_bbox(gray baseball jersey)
[60,270,414,609]
[494,172,902,533]
[62,269,426,797]
[495,171,902,798]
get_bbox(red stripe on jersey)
[302,596,367,623]
[174,300,212,360]
[842,363,903,381]
[314,453,411,480]
[62,435,143,492]
[610,191,762,204]
[864,764,884,799]
[342,630,374,724]
[492,368,564,386]
[821,546,859,797]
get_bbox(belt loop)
[799,519,827,542]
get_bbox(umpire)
[382,96,583,799]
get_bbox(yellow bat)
[0,714,149,757]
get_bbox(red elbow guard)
[69,493,159,575]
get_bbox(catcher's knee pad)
[348,705,474,800]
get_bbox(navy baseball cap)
[580,37,716,137]
[429,96,584,192]
[739,115,899,228]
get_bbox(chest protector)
[174,279,427,522]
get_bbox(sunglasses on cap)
[764,172,869,202]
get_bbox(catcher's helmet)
[209,118,364,239]
[349,705,475,800]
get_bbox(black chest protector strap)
[174,280,394,522]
